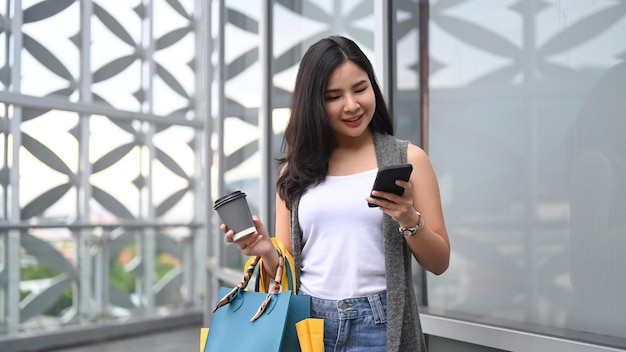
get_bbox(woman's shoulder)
[406,142,427,158]
[405,142,432,172]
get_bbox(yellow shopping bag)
[296,318,324,352]
[200,328,208,352]
[252,238,297,293]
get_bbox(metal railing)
[1,221,205,337]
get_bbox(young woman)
[223,35,450,351]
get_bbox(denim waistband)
[309,291,387,324]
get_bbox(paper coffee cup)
[213,190,255,241]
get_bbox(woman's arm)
[275,192,293,255]
[402,144,450,275]
[367,144,450,275]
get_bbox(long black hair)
[277,35,394,209]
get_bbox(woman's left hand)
[367,179,418,227]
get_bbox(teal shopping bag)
[205,242,310,352]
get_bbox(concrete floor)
[43,326,201,352]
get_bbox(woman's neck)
[328,131,377,176]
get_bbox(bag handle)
[212,245,285,322]
[255,238,297,293]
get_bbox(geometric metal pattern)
[1,0,207,337]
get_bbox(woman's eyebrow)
[325,80,368,94]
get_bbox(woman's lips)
[343,114,363,127]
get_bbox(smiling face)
[324,60,376,141]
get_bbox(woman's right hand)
[221,215,275,257]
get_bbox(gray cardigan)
[290,132,427,351]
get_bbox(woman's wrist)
[399,211,424,238]
[260,243,281,273]
[398,210,421,229]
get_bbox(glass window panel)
[393,1,422,144]
[427,0,626,346]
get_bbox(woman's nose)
[344,96,360,112]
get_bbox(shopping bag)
[205,241,310,352]
[296,318,324,352]
[199,328,208,352]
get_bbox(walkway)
[43,326,201,352]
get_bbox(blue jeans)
[309,292,387,352]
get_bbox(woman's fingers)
[221,215,275,257]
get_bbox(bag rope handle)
[212,246,285,322]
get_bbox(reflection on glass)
[426,0,626,343]
[566,62,626,337]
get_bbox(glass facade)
[1,0,624,351]
[426,0,626,348]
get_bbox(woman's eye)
[326,96,339,101]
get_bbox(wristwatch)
[399,211,423,238]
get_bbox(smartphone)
[368,164,413,207]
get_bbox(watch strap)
[399,211,423,237]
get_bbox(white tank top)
[298,168,386,299]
